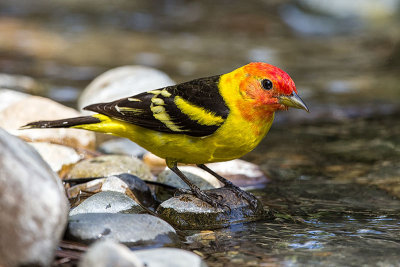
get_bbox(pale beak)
[278,91,309,112]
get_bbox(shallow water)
[182,114,400,266]
[1,0,400,266]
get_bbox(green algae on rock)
[157,187,268,230]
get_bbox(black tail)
[20,116,101,129]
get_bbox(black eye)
[261,79,273,90]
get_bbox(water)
[1,0,400,266]
[183,115,400,266]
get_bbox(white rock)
[0,73,43,94]
[206,159,268,187]
[79,239,144,267]
[29,142,82,172]
[157,166,222,190]
[0,88,30,112]
[0,96,96,150]
[66,155,155,182]
[102,175,131,193]
[301,0,398,19]
[98,137,148,158]
[0,128,69,267]
[67,176,132,199]
[67,213,177,246]
[206,159,264,178]
[133,248,208,267]
[78,65,175,112]
[79,240,208,267]
[69,191,143,216]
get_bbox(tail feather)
[20,116,101,129]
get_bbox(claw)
[167,162,233,213]
[177,188,231,212]
[196,190,231,212]
[196,164,260,211]
[174,188,192,196]
[225,183,259,211]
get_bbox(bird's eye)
[261,79,273,90]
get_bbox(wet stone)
[66,155,155,181]
[157,187,266,230]
[67,213,178,246]
[69,191,143,216]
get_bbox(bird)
[21,62,309,210]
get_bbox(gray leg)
[197,164,259,210]
[167,160,229,210]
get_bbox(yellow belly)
[75,113,274,164]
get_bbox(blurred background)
[0,0,399,118]
[1,1,400,266]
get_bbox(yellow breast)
[77,111,273,164]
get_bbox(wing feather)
[83,75,229,137]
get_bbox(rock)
[143,152,167,174]
[298,0,398,20]
[157,166,222,190]
[66,176,131,201]
[66,155,155,181]
[0,127,69,267]
[117,173,159,210]
[98,137,148,158]
[0,96,96,150]
[78,65,175,112]
[101,175,136,193]
[356,161,400,199]
[67,174,157,210]
[29,142,82,173]
[70,191,143,216]
[280,4,359,36]
[0,73,44,94]
[133,248,208,267]
[67,177,107,200]
[206,159,269,188]
[79,240,208,267]
[67,213,178,246]
[0,88,30,112]
[157,187,265,230]
[79,240,144,267]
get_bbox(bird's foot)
[224,183,259,211]
[175,188,231,212]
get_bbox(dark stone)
[157,187,267,230]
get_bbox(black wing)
[84,75,230,137]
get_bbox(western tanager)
[21,62,308,210]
